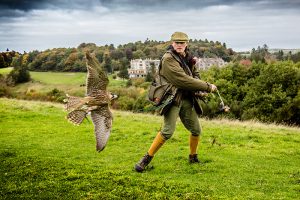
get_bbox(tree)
[7,56,31,85]
[291,52,300,63]
[0,54,5,68]
[103,54,112,73]
[276,50,284,61]
[109,44,115,51]
[111,60,122,72]
[250,46,266,63]
[144,64,155,82]
[118,65,129,80]
[95,50,104,63]
[125,48,133,60]
[110,49,124,60]
[144,72,152,82]
[133,50,145,59]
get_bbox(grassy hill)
[0,98,299,199]
[0,69,127,97]
[0,67,13,75]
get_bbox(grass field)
[0,67,13,75]
[30,71,127,88]
[0,69,127,97]
[0,98,299,199]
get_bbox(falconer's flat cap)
[171,32,189,42]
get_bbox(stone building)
[195,57,227,70]
[128,57,226,78]
[128,58,160,78]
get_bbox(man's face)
[172,41,187,54]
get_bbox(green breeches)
[161,98,201,140]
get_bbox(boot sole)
[134,164,144,172]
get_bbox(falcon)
[64,52,117,152]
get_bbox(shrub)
[0,74,11,97]
[133,92,152,113]
[131,78,145,87]
[201,61,300,125]
[115,96,135,110]
[21,88,66,103]
[126,79,132,87]
[47,88,66,102]
[7,65,30,85]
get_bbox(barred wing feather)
[85,52,109,96]
[91,106,113,152]
[66,110,87,125]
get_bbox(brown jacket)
[160,51,213,115]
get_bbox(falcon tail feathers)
[64,95,86,111]
[66,110,88,125]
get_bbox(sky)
[1,0,300,53]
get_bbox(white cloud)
[1,3,300,52]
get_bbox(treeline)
[5,39,234,73]
[235,44,300,63]
[0,50,20,68]
[112,60,300,125]
[200,61,300,125]
[115,44,300,125]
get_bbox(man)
[135,32,217,172]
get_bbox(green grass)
[9,71,127,97]
[0,98,299,199]
[30,71,87,85]
[31,71,127,87]
[0,67,13,75]
[0,68,126,88]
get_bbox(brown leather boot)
[135,132,165,172]
[189,135,200,163]
[189,154,200,163]
[135,153,153,172]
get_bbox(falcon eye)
[110,93,118,100]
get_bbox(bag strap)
[166,50,193,76]
[156,50,193,85]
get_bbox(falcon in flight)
[64,52,117,152]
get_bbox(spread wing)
[91,105,113,152]
[85,52,109,96]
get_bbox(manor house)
[129,58,160,78]
[195,57,227,70]
[129,57,227,78]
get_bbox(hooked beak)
[109,93,118,101]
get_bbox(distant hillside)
[5,39,235,72]
[238,48,300,54]
[268,48,300,54]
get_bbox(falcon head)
[109,92,118,107]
